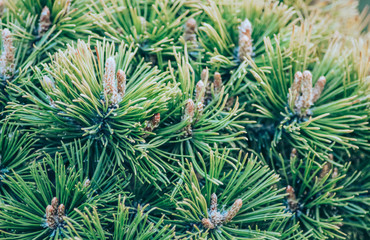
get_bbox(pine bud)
[290,148,297,158]
[312,76,326,103]
[213,72,223,94]
[290,71,303,105]
[196,80,205,103]
[117,69,126,97]
[332,167,338,179]
[224,199,242,223]
[210,193,217,212]
[201,68,208,83]
[184,18,197,44]
[319,162,332,179]
[39,6,52,35]
[286,185,296,201]
[202,218,215,229]
[46,205,56,229]
[103,57,118,104]
[83,179,91,188]
[51,197,58,214]
[184,99,195,121]
[145,113,160,132]
[57,204,65,222]
[238,18,253,61]
[301,71,313,109]
[1,29,16,78]
[42,76,55,90]
[286,185,298,211]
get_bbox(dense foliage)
[0,0,369,239]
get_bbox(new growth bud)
[145,113,161,133]
[103,57,126,106]
[184,99,195,121]
[46,205,56,229]
[332,167,338,179]
[45,197,66,229]
[288,70,327,117]
[39,6,52,35]
[83,179,91,188]
[202,218,215,229]
[286,185,298,211]
[202,193,243,229]
[201,68,208,83]
[1,29,16,78]
[213,72,223,94]
[117,69,126,96]
[238,18,253,61]
[224,199,242,223]
[57,204,65,222]
[210,193,218,212]
[104,57,116,99]
[51,197,58,214]
[290,148,297,158]
[319,162,332,179]
[184,18,197,45]
[301,71,313,109]
[312,76,326,103]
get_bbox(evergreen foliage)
[0,0,369,239]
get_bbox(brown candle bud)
[83,179,91,188]
[290,148,297,158]
[210,193,217,212]
[213,72,222,94]
[184,18,197,44]
[286,185,298,211]
[196,80,205,103]
[202,218,215,229]
[301,71,313,109]
[51,197,58,214]
[224,199,242,223]
[145,113,161,132]
[117,69,126,96]
[39,6,52,35]
[286,185,296,201]
[238,18,253,61]
[201,68,208,83]
[103,57,118,105]
[319,162,332,179]
[332,167,338,179]
[184,99,195,121]
[312,76,326,103]
[57,204,65,222]
[290,71,303,106]
[1,29,16,77]
[46,205,56,229]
